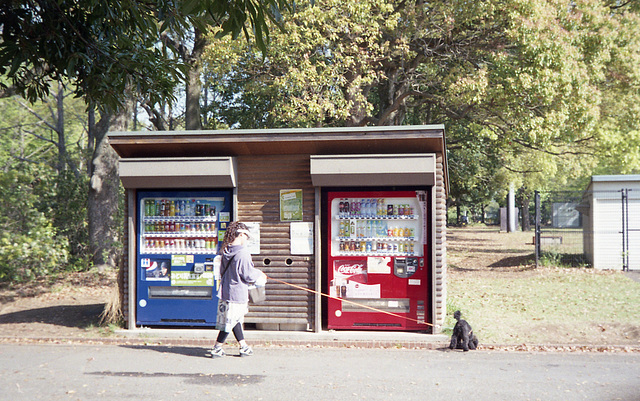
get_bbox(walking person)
[211,221,266,358]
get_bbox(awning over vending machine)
[309,154,436,187]
[118,157,237,188]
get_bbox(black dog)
[449,310,479,351]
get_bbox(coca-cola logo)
[336,263,365,275]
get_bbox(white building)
[581,175,640,270]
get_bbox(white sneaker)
[239,345,253,357]
[210,347,226,358]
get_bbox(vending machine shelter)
[327,191,429,330]
[111,126,448,333]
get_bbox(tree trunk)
[55,82,66,174]
[185,28,206,130]
[87,103,132,271]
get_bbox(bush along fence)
[534,189,639,271]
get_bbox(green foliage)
[41,170,90,270]
[0,0,293,112]
[202,0,640,206]
[0,168,69,282]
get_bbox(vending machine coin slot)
[194,263,205,274]
[394,257,418,278]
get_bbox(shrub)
[0,214,69,282]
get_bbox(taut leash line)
[265,275,433,327]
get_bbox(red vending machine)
[327,190,429,330]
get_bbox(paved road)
[0,343,638,401]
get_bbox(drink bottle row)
[144,221,216,234]
[339,240,416,255]
[338,198,415,218]
[338,220,415,239]
[143,238,218,252]
[144,199,217,217]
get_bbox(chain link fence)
[534,189,639,270]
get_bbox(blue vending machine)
[136,189,232,327]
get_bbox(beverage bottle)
[344,199,350,217]
[339,199,344,217]
[339,221,345,238]
[350,220,356,238]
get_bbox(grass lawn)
[446,227,640,346]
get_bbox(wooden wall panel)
[236,155,316,329]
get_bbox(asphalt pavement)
[1,343,638,401]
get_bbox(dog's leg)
[461,331,470,351]
[449,334,457,349]
[470,334,478,350]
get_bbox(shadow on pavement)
[0,303,104,328]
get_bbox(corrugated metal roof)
[591,175,640,182]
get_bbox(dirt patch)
[0,270,117,339]
[448,227,537,275]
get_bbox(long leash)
[265,275,434,327]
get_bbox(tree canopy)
[0,0,291,111]
[202,0,640,202]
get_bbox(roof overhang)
[109,125,448,193]
[310,154,436,187]
[119,157,237,188]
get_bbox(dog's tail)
[453,310,461,321]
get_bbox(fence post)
[622,188,629,272]
[535,191,541,268]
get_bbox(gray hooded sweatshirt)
[219,244,262,303]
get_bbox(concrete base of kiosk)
[116,327,449,348]
[256,323,308,331]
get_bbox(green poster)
[280,189,303,221]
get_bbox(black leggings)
[216,322,244,344]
